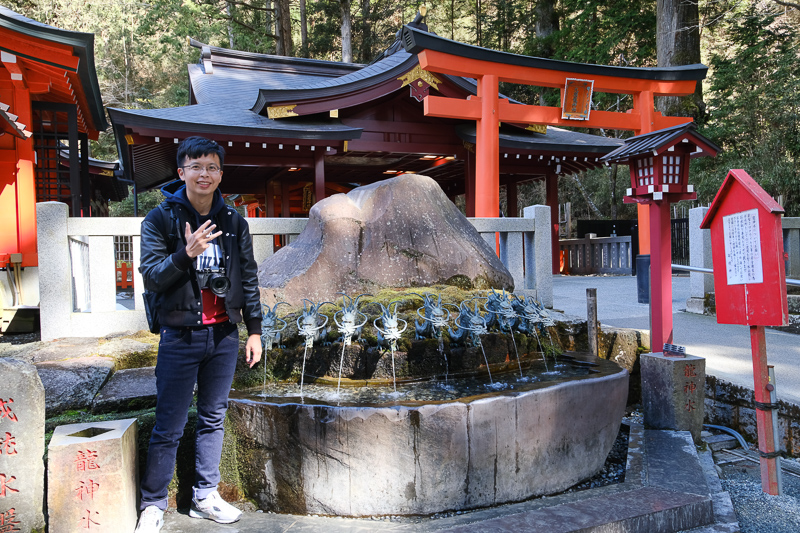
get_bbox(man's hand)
[245,334,262,368]
[184,220,223,259]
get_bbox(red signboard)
[700,169,787,326]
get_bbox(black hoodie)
[139,182,261,335]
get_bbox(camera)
[196,268,231,296]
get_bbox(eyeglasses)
[181,165,221,175]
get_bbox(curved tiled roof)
[0,7,108,131]
[109,104,362,140]
[251,51,418,113]
[456,124,624,154]
[189,42,363,107]
[402,26,708,81]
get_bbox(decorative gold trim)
[462,141,475,154]
[125,134,134,145]
[267,104,298,119]
[526,124,547,135]
[329,109,339,118]
[398,65,441,91]
[99,169,114,177]
[343,140,349,152]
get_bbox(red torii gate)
[402,26,708,351]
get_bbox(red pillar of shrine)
[545,173,560,274]
[465,151,476,217]
[474,75,500,218]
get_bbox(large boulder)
[258,174,513,306]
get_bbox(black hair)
[176,136,225,168]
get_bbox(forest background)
[4,0,799,220]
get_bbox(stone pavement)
[551,274,800,405]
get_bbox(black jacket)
[139,183,261,335]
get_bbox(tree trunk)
[359,0,371,63]
[340,0,352,63]
[534,0,559,106]
[534,0,558,57]
[476,0,482,46]
[610,163,618,220]
[275,0,293,56]
[225,2,235,48]
[656,0,705,120]
[300,0,308,58]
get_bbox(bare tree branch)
[771,0,800,9]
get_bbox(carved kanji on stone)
[80,509,100,529]
[0,476,18,498]
[74,451,100,472]
[0,435,16,457]
[0,508,21,532]
[74,480,100,501]
[0,401,17,423]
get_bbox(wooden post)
[474,74,499,218]
[314,150,325,204]
[587,288,598,357]
[750,325,781,495]
[649,199,673,350]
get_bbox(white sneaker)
[189,490,242,524]
[134,506,164,533]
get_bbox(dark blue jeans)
[139,322,239,510]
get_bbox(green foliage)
[109,186,165,217]
[693,5,800,215]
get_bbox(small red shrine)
[0,8,112,287]
[700,169,787,495]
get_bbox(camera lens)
[208,273,231,296]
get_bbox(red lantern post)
[602,124,719,351]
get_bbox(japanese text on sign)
[722,209,764,285]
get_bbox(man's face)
[177,153,223,200]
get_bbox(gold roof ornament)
[398,65,441,91]
[267,104,298,119]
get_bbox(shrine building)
[108,15,631,270]
[1,7,122,309]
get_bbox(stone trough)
[228,354,628,517]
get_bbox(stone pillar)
[0,359,45,532]
[687,206,713,314]
[47,419,138,533]
[783,219,800,279]
[523,205,553,308]
[641,352,705,441]
[36,202,72,341]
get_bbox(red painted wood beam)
[545,173,560,274]
[418,50,699,96]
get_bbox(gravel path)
[720,460,800,533]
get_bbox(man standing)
[135,137,262,532]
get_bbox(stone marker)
[0,358,46,532]
[641,352,705,441]
[47,419,138,533]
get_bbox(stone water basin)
[227,353,628,517]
